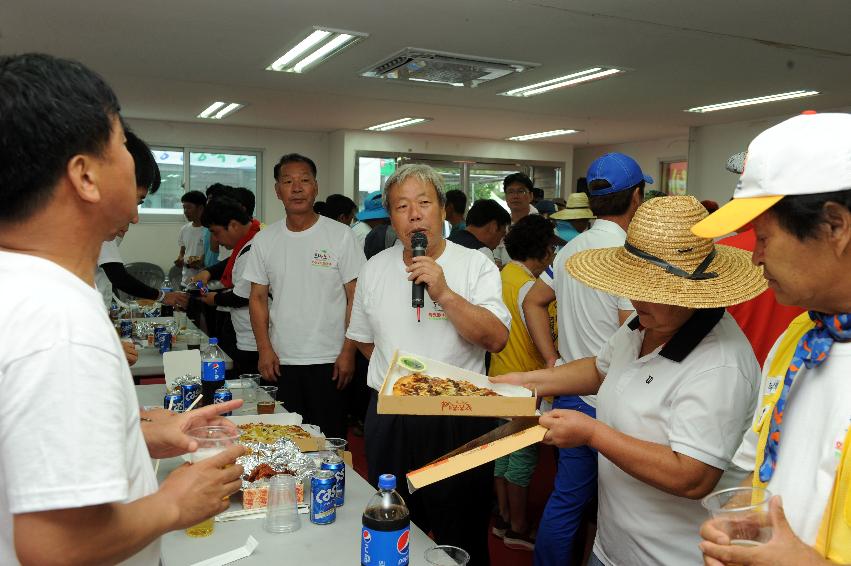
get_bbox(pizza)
[392,372,499,397]
[237,423,311,445]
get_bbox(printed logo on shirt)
[427,300,447,321]
[645,375,654,384]
[834,415,851,462]
[311,249,335,268]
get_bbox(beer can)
[213,387,232,416]
[321,455,345,507]
[158,332,172,353]
[180,383,200,409]
[154,324,166,344]
[119,319,132,338]
[310,471,337,525]
[163,392,183,412]
[194,281,209,296]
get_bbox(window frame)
[139,144,263,223]
[354,150,563,210]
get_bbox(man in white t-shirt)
[0,53,245,565]
[521,153,648,566]
[176,190,207,284]
[244,154,366,440]
[346,164,510,566]
[695,113,851,565]
[493,172,537,267]
[197,197,263,376]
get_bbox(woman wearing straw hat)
[492,196,766,565]
[550,192,596,243]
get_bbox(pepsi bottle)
[361,474,410,566]
[200,337,226,406]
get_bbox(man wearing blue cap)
[353,190,390,249]
[522,153,651,566]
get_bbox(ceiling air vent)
[360,48,538,88]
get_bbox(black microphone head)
[411,231,428,250]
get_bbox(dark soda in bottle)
[361,474,410,566]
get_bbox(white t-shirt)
[346,240,511,391]
[0,251,159,566]
[732,333,851,546]
[231,245,258,352]
[592,311,760,566]
[352,221,372,250]
[242,216,365,364]
[95,238,124,308]
[178,223,206,283]
[540,219,633,407]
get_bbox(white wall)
[572,135,689,192]
[688,106,851,203]
[120,118,329,270]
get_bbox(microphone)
[411,232,427,320]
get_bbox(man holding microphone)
[346,164,510,566]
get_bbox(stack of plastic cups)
[265,475,301,533]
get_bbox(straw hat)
[550,192,595,221]
[565,196,767,308]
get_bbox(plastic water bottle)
[361,474,410,566]
[200,337,225,406]
[160,276,174,316]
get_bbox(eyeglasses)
[505,189,529,196]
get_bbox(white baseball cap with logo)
[692,112,851,238]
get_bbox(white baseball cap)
[692,112,851,238]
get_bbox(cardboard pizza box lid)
[406,417,547,492]
[378,349,537,417]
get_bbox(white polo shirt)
[731,329,851,547]
[242,216,365,365]
[592,310,760,566]
[95,238,124,308]
[346,240,511,391]
[540,219,633,408]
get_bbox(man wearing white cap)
[696,112,851,565]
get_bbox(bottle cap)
[209,337,218,345]
[378,474,396,490]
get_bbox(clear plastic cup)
[238,373,260,407]
[257,386,278,414]
[265,475,301,533]
[184,426,241,538]
[424,545,470,565]
[325,438,347,458]
[701,486,773,547]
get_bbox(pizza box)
[406,417,547,492]
[377,350,537,417]
[227,413,326,452]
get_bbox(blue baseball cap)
[587,153,654,196]
[356,191,389,221]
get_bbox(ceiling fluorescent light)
[365,117,431,132]
[267,27,367,73]
[197,101,244,120]
[501,67,624,97]
[507,129,581,141]
[197,101,226,119]
[684,90,820,113]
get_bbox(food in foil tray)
[237,436,318,510]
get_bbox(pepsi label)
[202,360,225,382]
[361,527,409,566]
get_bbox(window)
[141,146,261,219]
[355,151,562,212]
